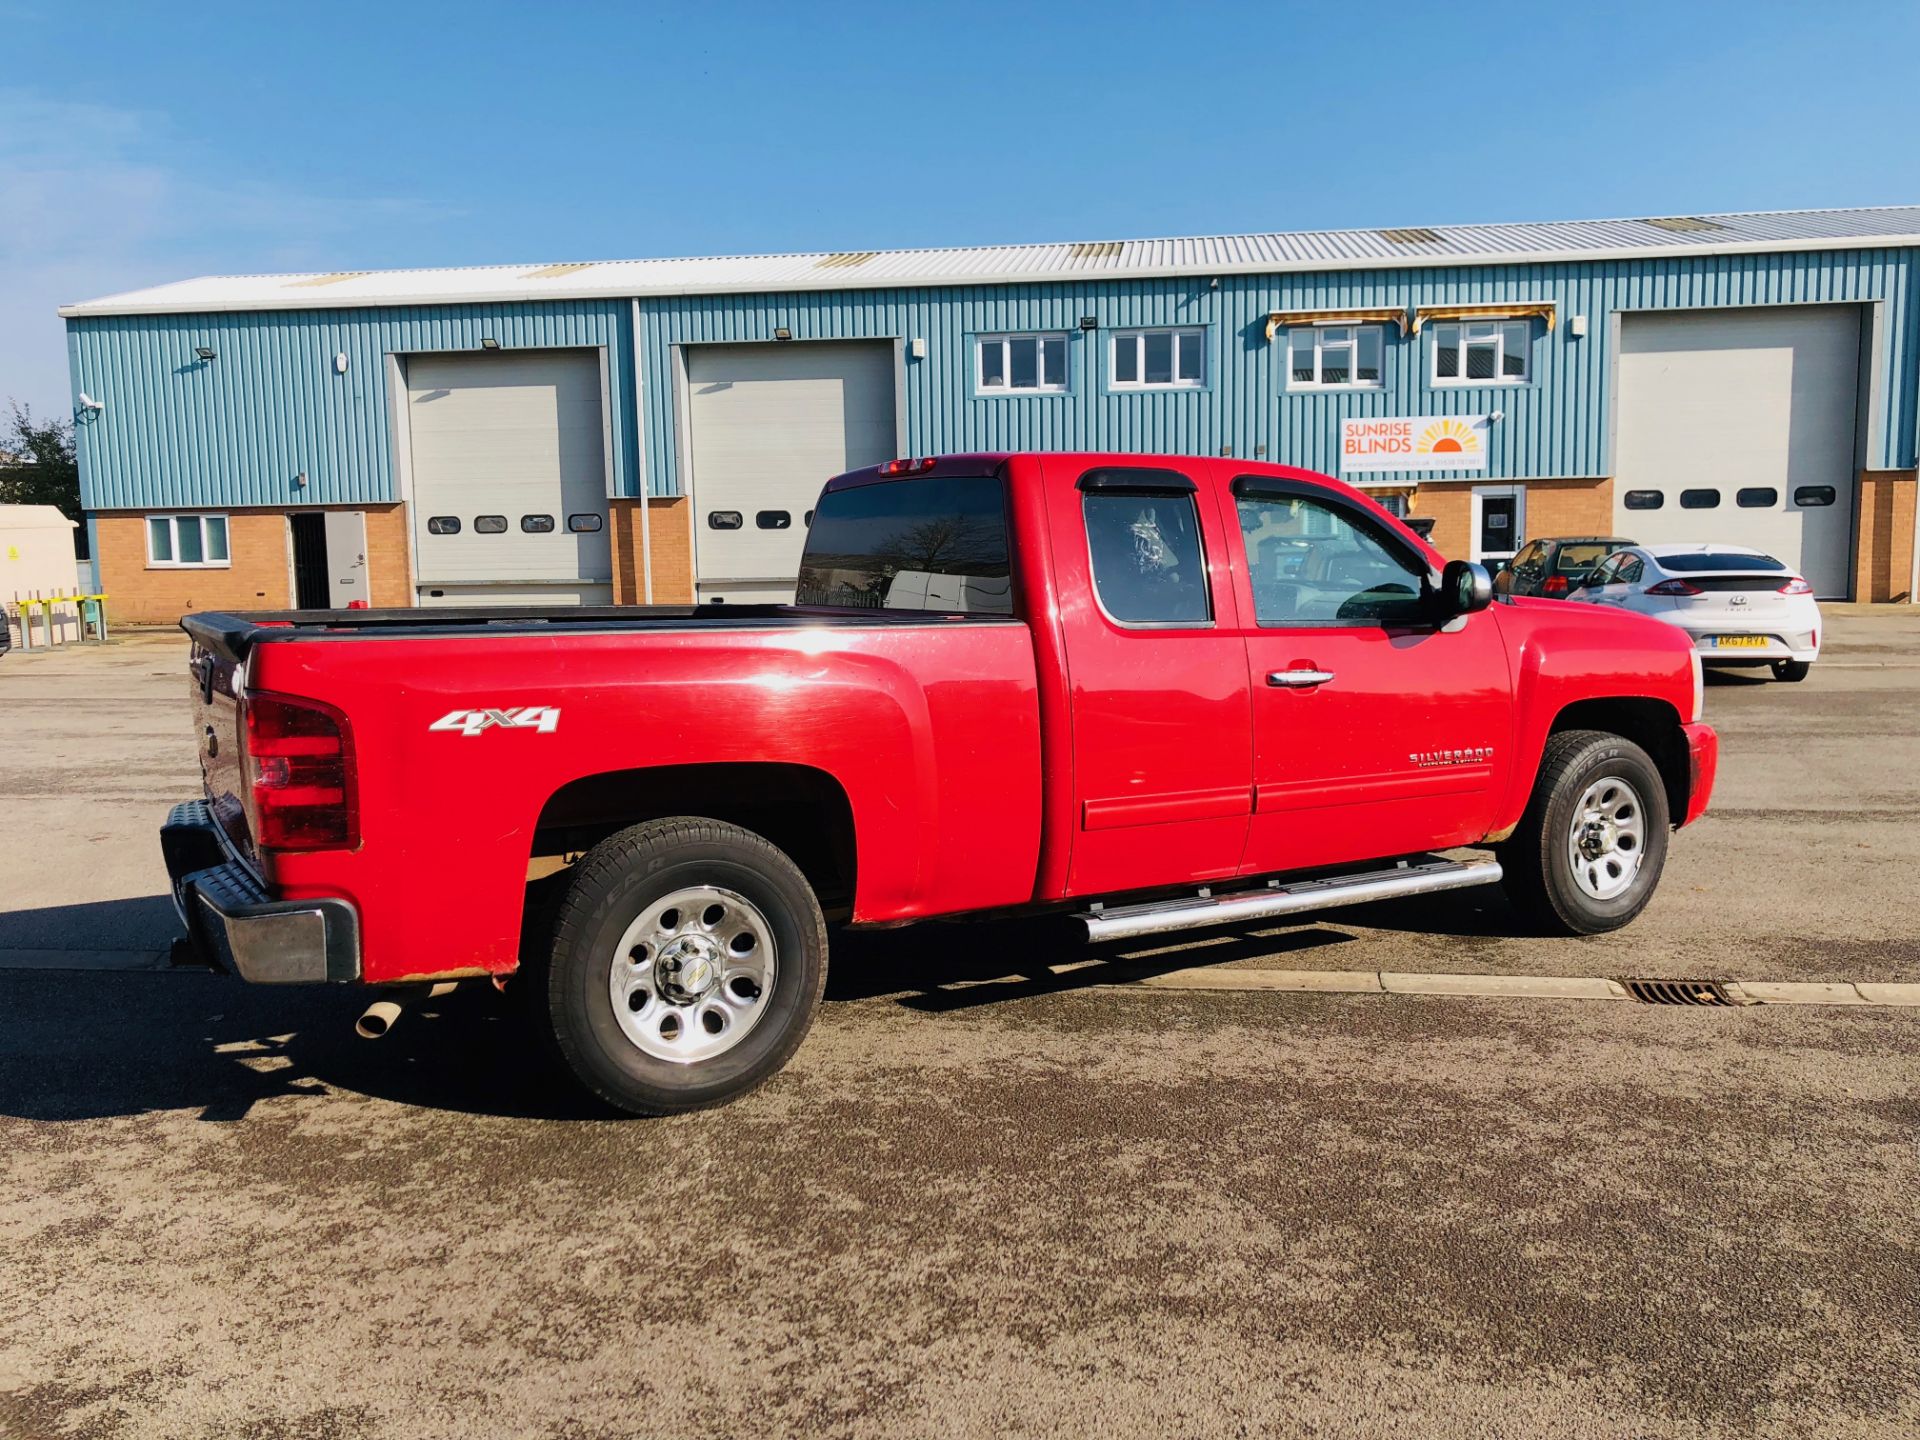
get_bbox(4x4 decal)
[430,706,561,737]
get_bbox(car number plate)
[1711,635,1768,649]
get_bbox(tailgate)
[188,637,255,866]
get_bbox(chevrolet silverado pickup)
[165,453,1718,1114]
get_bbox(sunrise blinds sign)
[1340,415,1491,473]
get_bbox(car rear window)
[796,475,1013,614]
[1553,543,1616,573]
[1660,552,1787,572]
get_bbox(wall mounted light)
[1568,314,1589,338]
[1079,316,1098,330]
[334,352,350,374]
[194,346,217,361]
[910,337,927,359]
[773,327,793,341]
[296,471,308,488]
[479,337,502,350]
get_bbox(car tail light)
[1542,575,1568,595]
[243,692,358,851]
[1778,576,1813,595]
[1646,579,1702,596]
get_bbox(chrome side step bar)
[1077,857,1504,943]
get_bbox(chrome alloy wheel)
[608,886,777,1063]
[1565,776,1647,902]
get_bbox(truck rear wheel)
[1498,730,1670,936]
[543,817,827,1115]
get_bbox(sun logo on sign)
[1416,418,1481,455]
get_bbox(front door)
[1227,473,1513,876]
[1046,458,1253,897]
[1473,486,1525,566]
[323,510,371,607]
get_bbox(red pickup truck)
[165,453,1717,1114]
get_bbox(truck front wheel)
[1498,730,1671,936]
[543,817,828,1115]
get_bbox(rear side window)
[1623,490,1664,510]
[1084,481,1211,627]
[796,475,1012,614]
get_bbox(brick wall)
[609,498,694,604]
[97,504,414,623]
[1854,470,1917,603]
[97,512,292,622]
[362,503,413,608]
[1408,479,1612,563]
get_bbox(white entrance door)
[685,341,897,602]
[406,349,614,606]
[1615,306,1860,597]
[323,510,371,607]
[1471,485,1526,565]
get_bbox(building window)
[1432,319,1530,385]
[977,333,1068,393]
[1111,328,1205,388]
[1288,326,1384,389]
[146,514,229,568]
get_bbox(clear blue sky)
[6,0,1919,417]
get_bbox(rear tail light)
[243,692,358,851]
[1646,579,1702,596]
[1778,576,1813,595]
[878,457,936,476]
[1542,575,1568,595]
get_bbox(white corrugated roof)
[59,205,1920,317]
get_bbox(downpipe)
[356,981,459,1040]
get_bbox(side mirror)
[1437,559,1494,617]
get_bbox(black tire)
[543,817,827,1116]
[1498,730,1671,936]
[1772,659,1811,682]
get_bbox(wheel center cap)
[1579,817,1616,859]
[658,936,721,1001]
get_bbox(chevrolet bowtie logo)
[1409,747,1494,768]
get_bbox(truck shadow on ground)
[0,884,1530,1124]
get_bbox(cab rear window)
[796,476,1013,614]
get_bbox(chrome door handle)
[1268,669,1335,688]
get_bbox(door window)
[1478,495,1520,556]
[1083,487,1211,627]
[1235,490,1426,625]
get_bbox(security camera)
[78,392,105,411]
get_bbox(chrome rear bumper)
[162,800,361,984]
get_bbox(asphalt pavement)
[1,616,1917,1438]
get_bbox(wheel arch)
[1545,697,1690,826]
[529,761,858,913]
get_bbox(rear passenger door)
[1045,461,1253,896]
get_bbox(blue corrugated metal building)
[60,206,1920,616]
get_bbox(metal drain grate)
[1621,977,1734,1006]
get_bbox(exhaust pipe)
[355,981,459,1040]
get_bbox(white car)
[1566,543,1819,681]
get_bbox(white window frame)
[1431,318,1531,386]
[975,332,1069,394]
[145,513,232,569]
[1468,485,1527,564]
[1286,324,1385,390]
[1109,327,1207,390]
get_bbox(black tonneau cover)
[180,605,1017,666]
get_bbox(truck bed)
[182,604,1012,664]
